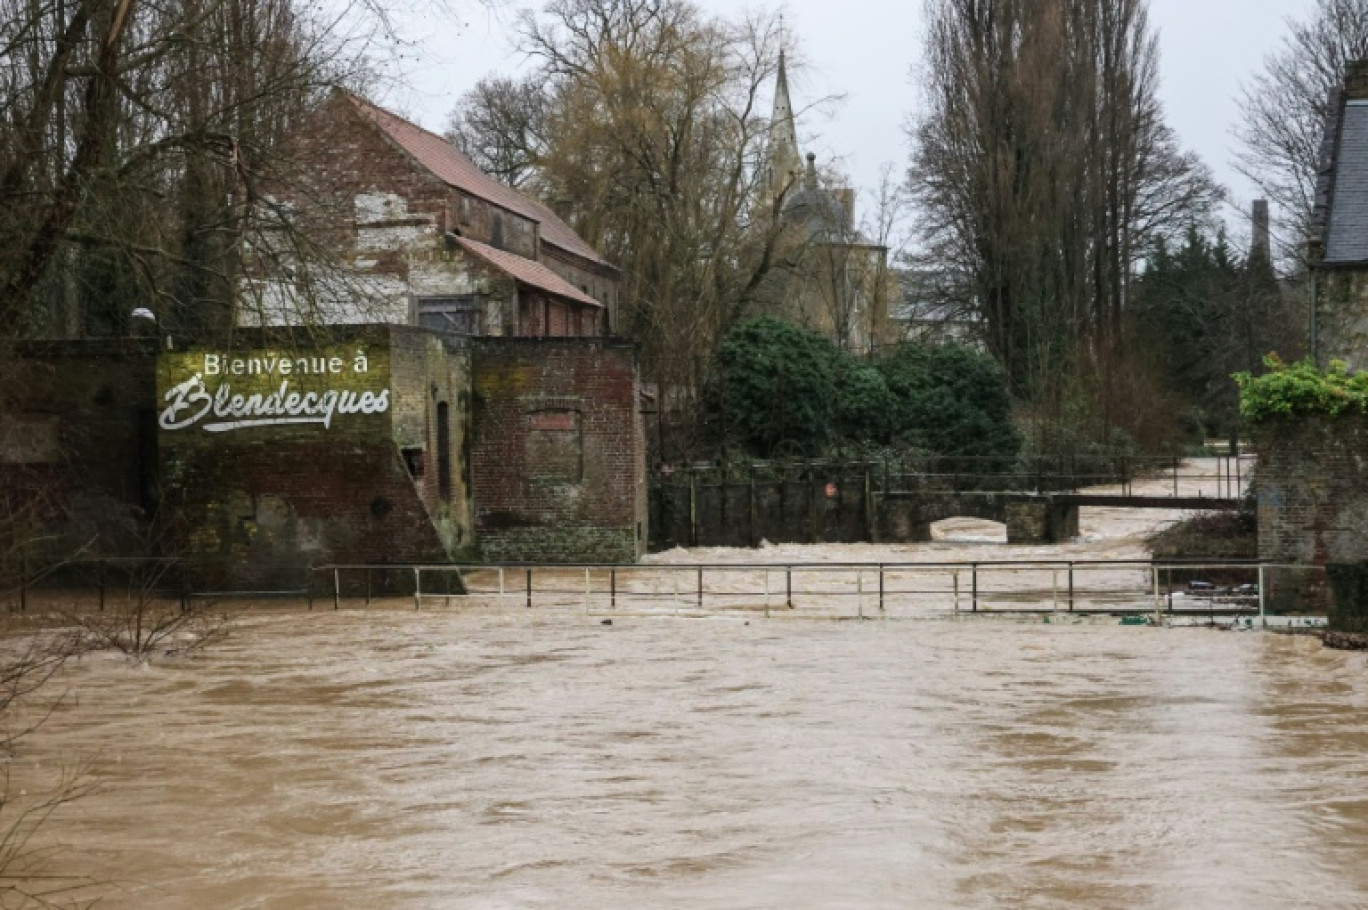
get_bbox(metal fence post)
[526,568,532,609]
[610,568,617,609]
[334,568,341,611]
[413,567,421,611]
[878,565,885,613]
[19,547,27,613]
[786,566,793,609]
[1258,564,1267,628]
[1152,565,1162,624]
[971,563,978,612]
[697,567,703,610]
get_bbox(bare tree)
[0,0,400,341]
[1233,0,1368,264]
[446,75,550,189]
[907,0,1220,407]
[452,0,793,453]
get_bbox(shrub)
[1235,355,1368,424]
[712,317,837,456]
[876,342,1020,459]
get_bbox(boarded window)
[527,409,582,483]
[417,296,482,335]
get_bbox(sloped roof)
[454,236,603,308]
[342,91,611,269]
[1324,100,1368,265]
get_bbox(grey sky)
[389,0,1320,239]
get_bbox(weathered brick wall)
[471,338,647,562]
[2,339,158,559]
[1258,417,1368,565]
[157,326,474,588]
[1257,417,1368,610]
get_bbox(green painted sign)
[157,345,390,434]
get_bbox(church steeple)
[767,48,804,202]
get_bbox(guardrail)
[307,559,1325,625]
[654,453,1256,498]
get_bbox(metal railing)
[653,454,1256,498]
[308,559,1326,625]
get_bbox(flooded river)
[8,459,1368,908]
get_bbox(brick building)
[246,88,620,339]
[4,90,650,585]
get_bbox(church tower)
[767,50,804,202]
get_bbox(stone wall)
[470,338,647,562]
[2,339,158,559]
[1257,416,1368,610]
[1258,416,1368,564]
[1315,271,1368,372]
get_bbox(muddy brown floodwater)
[8,459,1368,909]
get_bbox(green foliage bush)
[712,317,836,455]
[709,318,1019,461]
[875,343,1020,458]
[1235,356,1368,424]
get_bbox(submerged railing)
[307,559,1326,625]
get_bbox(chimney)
[1347,59,1368,100]
[1252,199,1271,262]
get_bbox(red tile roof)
[343,92,611,269]
[454,236,603,308]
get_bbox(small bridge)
[649,455,1250,550]
[877,491,1240,545]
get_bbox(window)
[527,409,583,483]
[417,296,482,335]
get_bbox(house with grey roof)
[1310,60,1368,369]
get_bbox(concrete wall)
[471,338,647,562]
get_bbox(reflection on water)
[12,614,1368,909]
